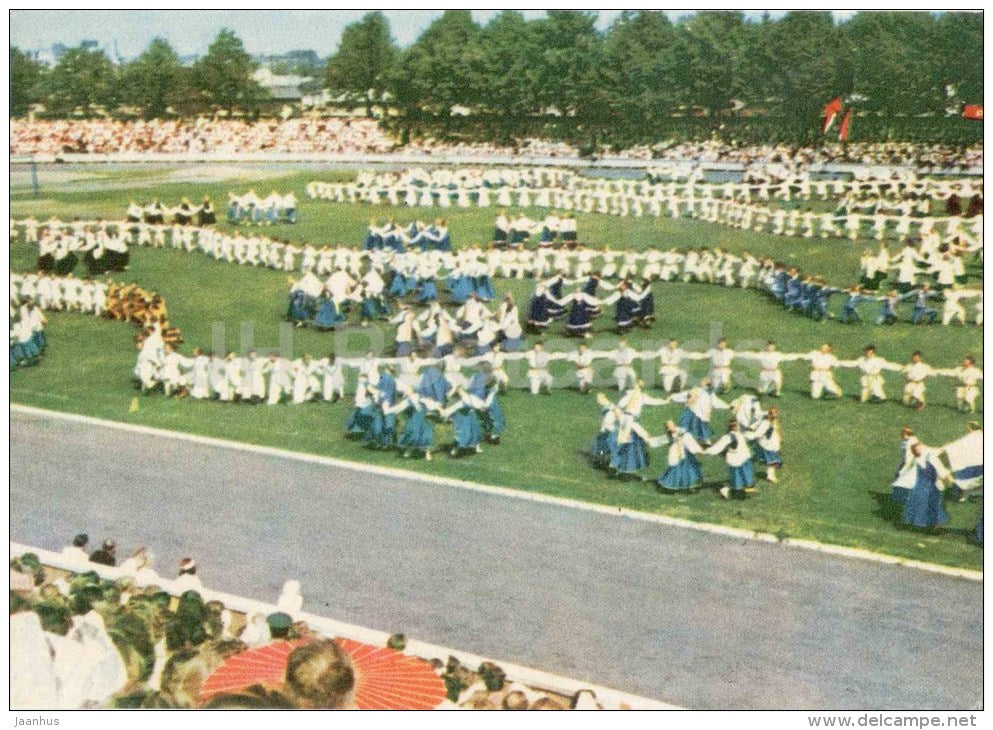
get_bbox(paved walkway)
[10,410,983,710]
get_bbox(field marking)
[11,403,983,583]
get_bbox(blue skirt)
[366,410,397,449]
[678,409,712,442]
[754,447,782,466]
[891,485,911,504]
[658,454,704,490]
[482,401,505,436]
[450,277,473,304]
[590,430,617,464]
[903,477,949,528]
[416,280,438,302]
[452,410,483,449]
[346,405,374,435]
[729,462,756,490]
[313,299,344,329]
[395,340,414,357]
[501,336,524,352]
[388,274,411,297]
[611,436,648,474]
[397,410,434,450]
[475,276,496,301]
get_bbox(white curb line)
[10,403,983,583]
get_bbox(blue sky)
[10,9,859,60]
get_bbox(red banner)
[838,108,853,141]
[962,105,983,120]
[822,97,843,133]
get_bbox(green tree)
[841,12,940,116]
[534,11,610,149]
[768,12,843,137]
[191,29,266,113]
[10,47,45,117]
[325,11,397,116]
[476,12,539,114]
[120,38,188,118]
[43,45,118,116]
[933,12,982,109]
[603,11,680,140]
[677,11,747,115]
[409,10,482,113]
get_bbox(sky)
[9,9,860,60]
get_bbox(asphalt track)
[9,410,983,710]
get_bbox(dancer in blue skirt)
[366,370,399,449]
[385,386,442,460]
[313,290,345,331]
[706,421,757,499]
[417,365,451,403]
[590,393,621,468]
[526,282,565,333]
[345,376,376,438]
[441,387,494,456]
[891,426,919,504]
[468,372,504,444]
[902,442,952,529]
[657,421,705,491]
[669,380,729,445]
[609,413,665,477]
[745,406,782,483]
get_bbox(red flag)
[821,97,843,133]
[838,108,853,141]
[962,104,983,120]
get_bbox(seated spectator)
[89,539,117,566]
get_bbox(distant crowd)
[9,117,984,169]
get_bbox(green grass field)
[10,168,984,570]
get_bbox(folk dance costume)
[850,349,900,402]
[590,395,621,467]
[417,365,451,403]
[657,426,705,491]
[806,347,843,399]
[346,377,376,437]
[943,359,983,413]
[468,373,504,443]
[526,346,555,395]
[266,357,294,405]
[564,291,601,337]
[875,291,901,325]
[610,414,665,475]
[366,373,400,449]
[384,390,441,459]
[570,346,596,393]
[611,344,640,391]
[657,342,696,393]
[603,285,651,333]
[705,425,757,498]
[745,411,782,482]
[902,448,952,529]
[909,287,940,324]
[441,388,495,455]
[492,213,510,247]
[669,385,729,444]
[891,430,921,504]
[706,343,734,392]
[940,427,983,497]
[901,357,933,410]
[738,345,797,397]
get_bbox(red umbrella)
[200,638,447,710]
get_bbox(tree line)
[10,11,983,146]
[11,29,265,119]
